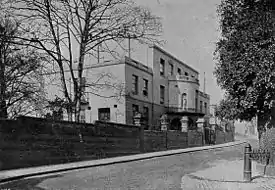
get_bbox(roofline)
[42,60,124,76]
[151,45,199,74]
[124,56,153,75]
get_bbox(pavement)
[0,140,246,184]
[181,135,275,190]
[181,159,275,190]
[1,135,273,190]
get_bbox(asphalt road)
[0,137,258,190]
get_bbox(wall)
[215,127,234,144]
[168,78,200,110]
[188,130,203,147]
[87,62,127,123]
[143,131,189,152]
[0,116,234,171]
[43,60,127,124]
[198,91,210,115]
[0,117,141,170]
[124,58,154,125]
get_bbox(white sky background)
[130,0,225,105]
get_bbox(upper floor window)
[169,63,174,76]
[200,101,203,113]
[98,108,110,121]
[132,75,138,95]
[160,85,165,104]
[185,72,189,76]
[160,58,165,76]
[143,78,148,97]
[177,68,182,75]
[204,102,207,114]
[80,77,86,93]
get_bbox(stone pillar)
[180,116,188,132]
[209,116,216,144]
[209,116,216,131]
[134,112,144,152]
[197,118,205,145]
[160,114,169,131]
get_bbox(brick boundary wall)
[0,116,234,171]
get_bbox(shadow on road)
[0,174,63,190]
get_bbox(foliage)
[214,0,275,122]
[0,17,47,118]
[46,96,74,120]
[215,94,240,121]
[6,0,163,122]
[259,128,275,152]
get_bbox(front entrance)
[170,118,181,130]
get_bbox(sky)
[131,0,224,105]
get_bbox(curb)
[0,140,247,184]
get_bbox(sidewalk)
[0,140,246,184]
[181,159,275,190]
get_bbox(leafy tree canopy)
[215,94,241,121]
[214,0,275,121]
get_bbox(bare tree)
[0,17,47,118]
[8,0,163,122]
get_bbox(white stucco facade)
[44,45,210,127]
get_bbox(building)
[77,45,210,129]
[45,45,210,130]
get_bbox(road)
[0,137,258,190]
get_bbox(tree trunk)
[257,113,271,142]
[0,50,7,119]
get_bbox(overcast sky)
[131,0,224,105]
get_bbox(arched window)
[181,93,187,110]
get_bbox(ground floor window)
[132,104,139,124]
[98,108,110,121]
[143,106,149,129]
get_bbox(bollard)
[243,143,252,182]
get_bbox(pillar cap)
[196,118,205,123]
[160,114,168,122]
[134,112,142,119]
[180,116,188,122]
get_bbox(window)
[177,68,182,75]
[143,79,148,97]
[98,108,110,121]
[143,106,149,125]
[160,85,165,104]
[181,93,187,110]
[185,72,189,76]
[204,102,207,114]
[200,101,203,113]
[169,63,174,76]
[80,77,86,93]
[160,58,165,76]
[132,75,138,95]
[195,90,198,111]
[132,104,139,123]
[80,111,86,123]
